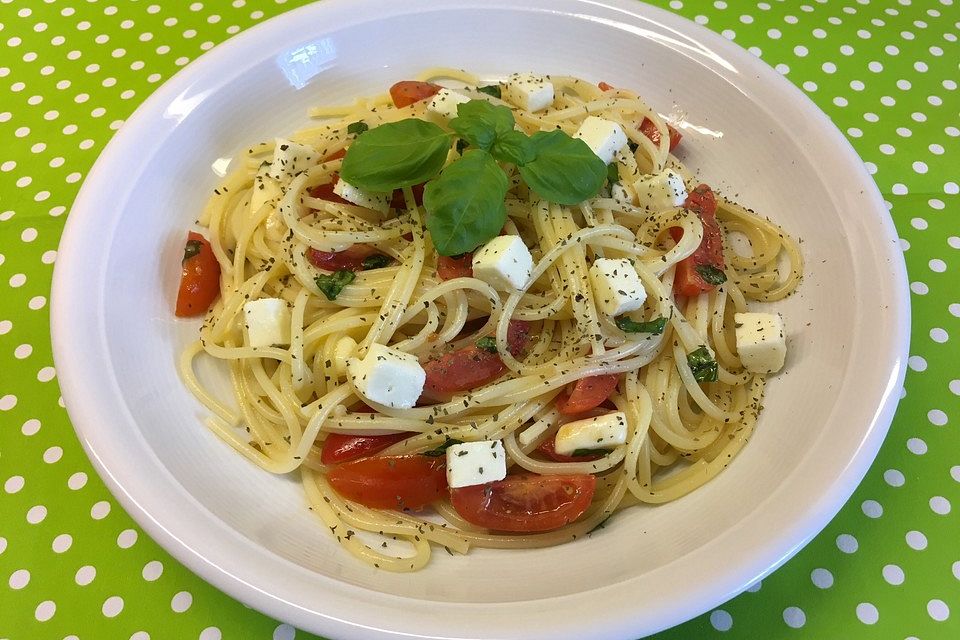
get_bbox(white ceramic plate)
[51,1,910,638]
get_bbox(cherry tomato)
[320,432,411,465]
[389,81,441,108]
[175,231,220,317]
[450,474,597,532]
[669,184,725,297]
[422,320,530,395]
[437,253,474,280]
[536,436,605,463]
[555,374,620,415]
[639,117,682,152]
[306,243,385,271]
[389,182,426,209]
[326,455,447,510]
[597,81,616,92]
[307,173,351,205]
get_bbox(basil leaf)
[182,239,202,262]
[571,448,610,457]
[695,264,727,285]
[424,149,509,256]
[422,438,464,457]
[347,121,368,135]
[491,129,536,166]
[686,345,718,383]
[519,130,607,204]
[340,119,450,191]
[450,100,515,151]
[615,315,667,335]
[607,162,620,185]
[361,254,391,270]
[476,84,502,98]
[455,138,470,155]
[475,336,497,353]
[314,269,355,301]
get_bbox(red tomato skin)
[598,81,616,92]
[306,244,384,271]
[639,117,682,152]
[389,81,441,108]
[390,182,426,209]
[320,432,410,465]
[326,456,447,510]
[450,474,597,532]
[307,173,351,205]
[556,374,620,415]
[422,320,530,394]
[437,254,474,280]
[175,231,221,317]
[537,437,605,463]
[669,184,725,297]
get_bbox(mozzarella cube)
[633,169,688,213]
[734,312,787,373]
[503,73,554,112]
[472,235,534,291]
[574,116,628,165]
[589,258,647,316]
[332,177,391,214]
[426,88,472,121]
[250,164,283,213]
[446,440,507,488]
[554,411,628,456]
[243,298,291,348]
[610,182,634,207]
[267,138,319,181]
[346,343,426,409]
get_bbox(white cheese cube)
[610,182,634,207]
[346,343,426,409]
[426,88,472,121]
[267,138,319,181]
[503,73,554,112]
[633,169,688,213]
[554,411,628,456]
[446,440,507,488]
[472,235,533,291]
[589,258,647,316]
[250,165,283,213]
[332,177,391,214]
[243,298,291,348]
[574,116,628,165]
[734,312,787,373]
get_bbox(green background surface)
[1,0,957,638]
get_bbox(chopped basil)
[347,121,369,135]
[314,269,355,300]
[607,162,620,185]
[361,254,391,270]
[687,345,719,383]
[571,448,609,457]
[475,336,498,353]
[422,438,464,457]
[615,315,667,335]
[695,264,727,285]
[476,84,502,98]
[182,239,202,262]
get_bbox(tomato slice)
[389,182,426,210]
[307,173,351,205]
[555,374,620,415]
[324,148,347,162]
[320,432,411,465]
[639,117,682,152]
[175,231,221,317]
[421,320,530,395]
[306,243,385,271]
[669,184,725,297]
[326,455,447,510]
[598,81,616,92]
[437,253,474,280]
[536,437,605,463]
[389,81,441,108]
[450,474,597,532]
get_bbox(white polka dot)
[913,161,929,174]
[879,143,895,155]
[856,602,878,624]
[929,198,945,210]
[35,600,56,622]
[884,468,905,486]
[21,418,40,435]
[811,568,833,589]
[803,80,818,92]
[68,471,88,490]
[930,328,950,345]
[812,28,827,39]
[840,44,855,56]
[882,563,905,585]
[907,437,927,454]
[14,343,33,359]
[37,366,56,382]
[273,624,296,640]
[930,496,951,515]
[52,533,73,553]
[783,606,806,628]
[28,296,46,310]
[767,28,781,39]
[945,181,959,195]
[0,394,18,410]
[897,79,912,90]
[27,504,47,524]
[951,303,960,317]
[794,45,808,57]
[9,568,30,589]
[75,565,96,586]
[836,533,858,553]
[102,595,124,618]
[171,591,193,613]
[822,62,837,73]
[954,559,960,578]
[896,126,912,137]
[4,475,24,493]
[709,609,732,631]
[928,599,950,622]
[861,499,883,518]
[199,628,223,640]
[906,530,928,550]
[117,529,138,548]
[721,29,735,40]
[43,446,63,463]
[142,560,164,581]
[130,633,150,640]
[881,95,896,106]
[91,501,111,520]
[868,60,883,72]
[929,258,946,272]
[850,80,865,91]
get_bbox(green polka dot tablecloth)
[0,0,957,638]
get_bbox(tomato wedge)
[326,455,447,510]
[307,173,351,205]
[537,437,605,463]
[389,81,441,108]
[175,231,221,317]
[556,374,620,415]
[389,182,426,210]
[599,82,681,150]
[669,184,725,297]
[437,253,474,280]
[320,432,411,465]
[421,320,530,395]
[306,243,385,271]
[450,474,597,532]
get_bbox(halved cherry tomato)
[450,474,597,532]
[326,455,447,510]
[389,81,441,108]
[306,243,385,271]
[421,320,530,395]
[389,182,426,210]
[555,374,620,415]
[175,231,221,317]
[437,253,474,280]
[307,173,351,205]
[669,184,725,297]
[324,148,347,162]
[536,437,605,463]
[320,432,411,465]
[639,117,683,152]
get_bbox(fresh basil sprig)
[450,101,514,151]
[518,130,607,204]
[695,264,727,285]
[340,119,449,192]
[687,345,719,383]
[615,315,667,335]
